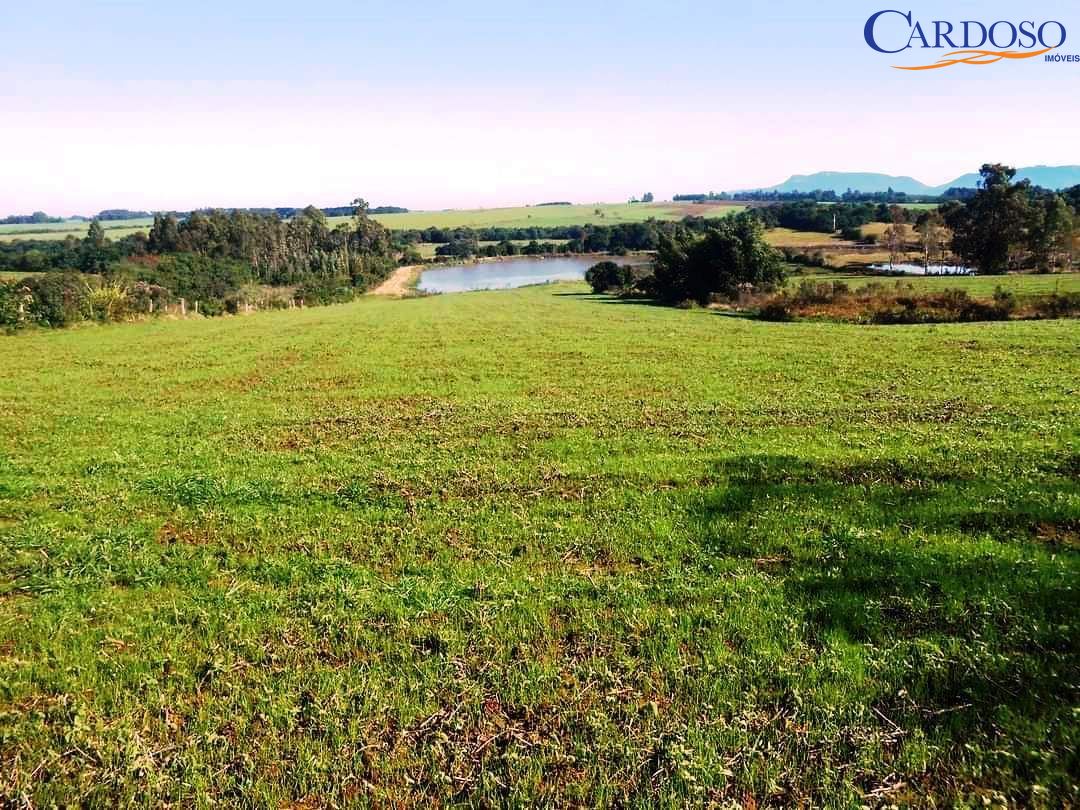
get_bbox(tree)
[642,192,654,203]
[147,214,180,253]
[1028,194,1075,273]
[86,219,106,249]
[79,219,109,273]
[585,261,634,293]
[881,206,907,270]
[945,164,1033,274]
[915,211,950,269]
[647,214,785,304]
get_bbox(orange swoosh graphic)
[894,47,1054,70]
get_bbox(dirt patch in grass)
[371,265,423,297]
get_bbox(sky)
[2,0,1078,216]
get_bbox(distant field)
[362,201,744,231]
[796,270,1080,297]
[0,205,744,243]
[764,228,845,248]
[0,219,154,243]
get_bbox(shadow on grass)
[549,290,675,309]
[691,453,1079,771]
[563,292,760,318]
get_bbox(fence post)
[194,300,199,315]
[180,298,186,316]
[148,299,153,314]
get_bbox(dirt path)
[371,265,423,297]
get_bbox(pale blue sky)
[2,0,1077,214]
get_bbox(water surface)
[418,256,645,294]
[869,263,974,276]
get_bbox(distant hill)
[764,172,934,195]
[751,166,1080,195]
[939,166,1080,193]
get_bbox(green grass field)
[1,282,1077,806]
[0,219,155,243]
[358,202,743,230]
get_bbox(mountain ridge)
[746,165,1080,195]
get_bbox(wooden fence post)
[180,298,186,316]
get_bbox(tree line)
[0,204,410,225]
[0,211,64,225]
[751,201,908,235]
[941,165,1076,274]
[1,203,399,330]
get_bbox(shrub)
[756,280,1031,325]
[780,247,827,268]
[792,280,850,306]
[992,285,1017,315]
[294,275,358,306]
[85,281,132,322]
[585,261,635,293]
[757,299,794,321]
[0,281,34,330]
[651,214,786,304]
[128,281,171,314]
[868,289,1011,324]
[1031,291,1080,319]
[225,284,293,313]
[23,273,91,327]
[133,253,254,314]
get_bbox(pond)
[869,263,974,276]
[417,256,648,294]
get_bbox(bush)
[757,299,794,321]
[992,285,1017,315]
[585,261,635,293]
[868,289,1011,324]
[85,281,132,322]
[780,248,827,268]
[651,214,786,304]
[23,273,91,327]
[792,280,849,305]
[756,280,1027,325]
[294,275,358,306]
[128,281,171,314]
[1031,291,1080,319]
[0,281,34,330]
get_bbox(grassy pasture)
[764,227,848,248]
[361,202,744,231]
[0,219,155,243]
[0,282,1077,806]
